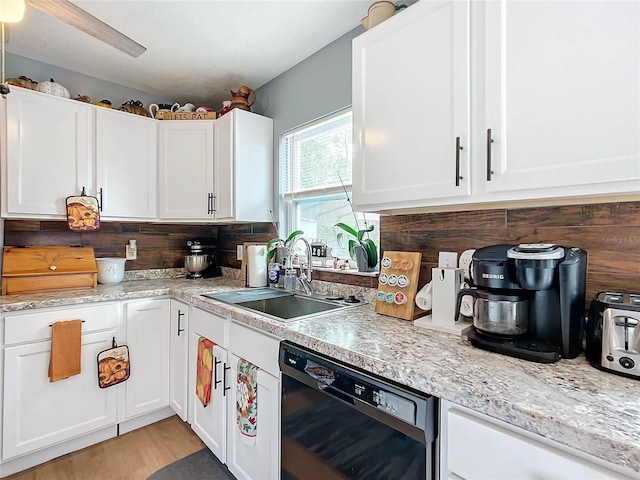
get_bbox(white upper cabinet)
[214,109,274,222]
[481,0,640,198]
[352,0,471,211]
[95,108,157,219]
[158,121,215,220]
[158,110,273,222]
[1,88,92,218]
[352,0,640,213]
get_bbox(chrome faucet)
[287,235,313,295]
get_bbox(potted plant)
[335,177,378,272]
[335,223,378,272]
[266,230,303,264]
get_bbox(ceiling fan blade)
[25,0,147,58]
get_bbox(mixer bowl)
[185,255,209,278]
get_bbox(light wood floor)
[6,415,205,480]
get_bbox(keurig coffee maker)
[184,237,221,279]
[455,244,588,363]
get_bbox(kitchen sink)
[202,288,362,322]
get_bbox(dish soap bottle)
[282,256,297,293]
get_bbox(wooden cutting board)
[2,246,97,295]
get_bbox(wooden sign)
[375,251,426,321]
[162,111,216,120]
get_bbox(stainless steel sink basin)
[202,288,362,322]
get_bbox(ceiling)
[4,0,372,106]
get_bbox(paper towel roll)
[247,245,267,287]
[415,281,432,311]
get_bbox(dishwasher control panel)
[372,389,415,424]
[283,344,418,425]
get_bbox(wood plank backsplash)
[380,201,640,302]
[3,201,638,297]
[3,221,219,271]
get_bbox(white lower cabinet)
[440,400,636,480]
[169,300,189,421]
[123,299,171,419]
[2,304,120,460]
[188,306,228,460]
[187,309,281,480]
[226,352,280,480]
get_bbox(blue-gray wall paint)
[253,26,363,225]
[4,52,173,108]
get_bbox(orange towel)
[196,337,215,407]
[48,319,82,382]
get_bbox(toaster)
[585,292,640,379]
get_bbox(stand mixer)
[184,238,221,279]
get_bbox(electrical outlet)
[237,245,243,261]
[126,240,137,260]
[438,251,458,269]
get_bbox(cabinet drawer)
[4,303,120,346]
[228,322,281,376]
[190,306,227,347]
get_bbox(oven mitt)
[97,337,130,388]
[66,190,101,231]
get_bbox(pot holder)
[66,188,101,231]
[97,337,130,389]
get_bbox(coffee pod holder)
[375,251,426,321]
[414,267,473,335]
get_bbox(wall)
[253,26,363,229]
[382,201,640,302]
[5,52,173,110]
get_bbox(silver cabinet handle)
[455,136,463,186]
[486,128,494,181]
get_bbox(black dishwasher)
[279,341,438,480]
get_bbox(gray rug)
[147,448,236,480]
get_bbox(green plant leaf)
[285,230,304,245]
[347,239,357,259]
[361,238,378,268]
[266,238,283,250]
[335,222,358,238]
[356,224,375,241]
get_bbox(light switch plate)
[438,251,458,269]
[236,245,243,261]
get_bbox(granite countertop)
[1,277,638,475]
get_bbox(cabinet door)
[123,299,170,419]
[226,352,280,480]
[95,109,157,219]
[3,88,91,217]
[188,307,228,462]
[446,408,632,479]
[2,330,118,459]
[169,300,189,421]
[483,0,640,196]
[214,109,273,222]
[158,121,215,219]
[352,0,471,211]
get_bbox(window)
[280,109,378,263]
